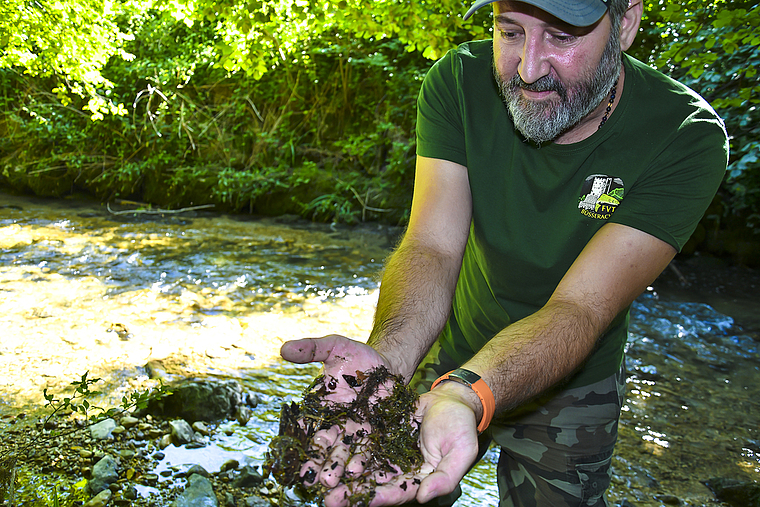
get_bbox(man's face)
[492,1,622,144]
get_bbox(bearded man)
[280,0,729,506]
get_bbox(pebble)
[220,459,239,472]
[159,434,173,449]
[192,421,211,436]
[654,494,682,505]
[235,406,251,426]
[169,419,195,445]
[83,489,112,507]
[118,449,135,459]
[186,464,211,477]
[90,419,117,440]
[120,416,139,428]
[123,484,138,500]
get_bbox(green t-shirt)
[416,40,728,388]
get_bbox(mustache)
[507,74,568,100]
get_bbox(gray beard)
[494,36,622,144]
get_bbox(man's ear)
[620,0,643,51]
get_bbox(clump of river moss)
[264,366,422,505]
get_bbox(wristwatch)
[431,368,496,433]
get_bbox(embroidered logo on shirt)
[578,174,624,220]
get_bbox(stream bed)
[1,192,758,507]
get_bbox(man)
[281,0,729,505]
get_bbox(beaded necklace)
[598,79,619,129]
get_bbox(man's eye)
[552,33,576,43]
[499,30,519,39]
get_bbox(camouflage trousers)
[408,340,626,507]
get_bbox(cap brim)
[464,0,607,27]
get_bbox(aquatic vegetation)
[264,366,423,505]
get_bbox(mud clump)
[264,366,422,505]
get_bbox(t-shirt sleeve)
[610,108,729,252]
[415,49,469,167]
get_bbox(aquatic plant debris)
[264,365,423,505]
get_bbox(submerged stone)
[171,474,218,507]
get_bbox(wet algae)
[264,366,423,505]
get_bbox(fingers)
[321,441,351,488]
[299,425,340,486]
[299,421,373,489]
[343,420,371,479]
[367,465,433,507]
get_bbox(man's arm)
[459,222,677,417]
[406,223,678,504]
[368,155,472,382]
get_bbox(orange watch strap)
[431,369,496,433]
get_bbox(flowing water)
[0,192,758,507]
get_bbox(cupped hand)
[281,334,391,403]
[279,336,481,507]
[280,335,393,493]
[321,383,481,507]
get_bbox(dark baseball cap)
[464,0,610,26]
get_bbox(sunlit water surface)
[1,194,758,507]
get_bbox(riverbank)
[2,193,759,507]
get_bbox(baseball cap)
[463,0,610,26]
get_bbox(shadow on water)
[1,193,759,507]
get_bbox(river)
[1,192,758,507]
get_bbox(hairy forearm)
[464,297,607,414]
[367,236,463,382]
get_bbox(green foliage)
[633,0,760,234]
[1,0,759,240]
[41,371,172,425]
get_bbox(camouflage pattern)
[409,343,626,507]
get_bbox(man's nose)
[518,35,551,84]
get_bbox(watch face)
[449,368,481,386]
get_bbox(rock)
[231,466,264,489]
[243,496,269,507]
[223,492,235,507]
[654,494,682,505]
[705,477,760,507]
[120,416,139,429]
[123,484,138,500]
[142,474,159,485]
[171,474,218,507]
[192,421,211,436]
[144,359,168,380]
[159,434,173,449]
[235,406,251,426]
[89,419,117,440]
[143,379,245,422]
[87,455,119,495]
[169,419,195,445]
[220,459,239,473]
[186,464,211,478]
[243,392,259,408]
[83,489,112,507]
[118,449,135,459]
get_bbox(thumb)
[280,335,345,364]
[415,444,476,503]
